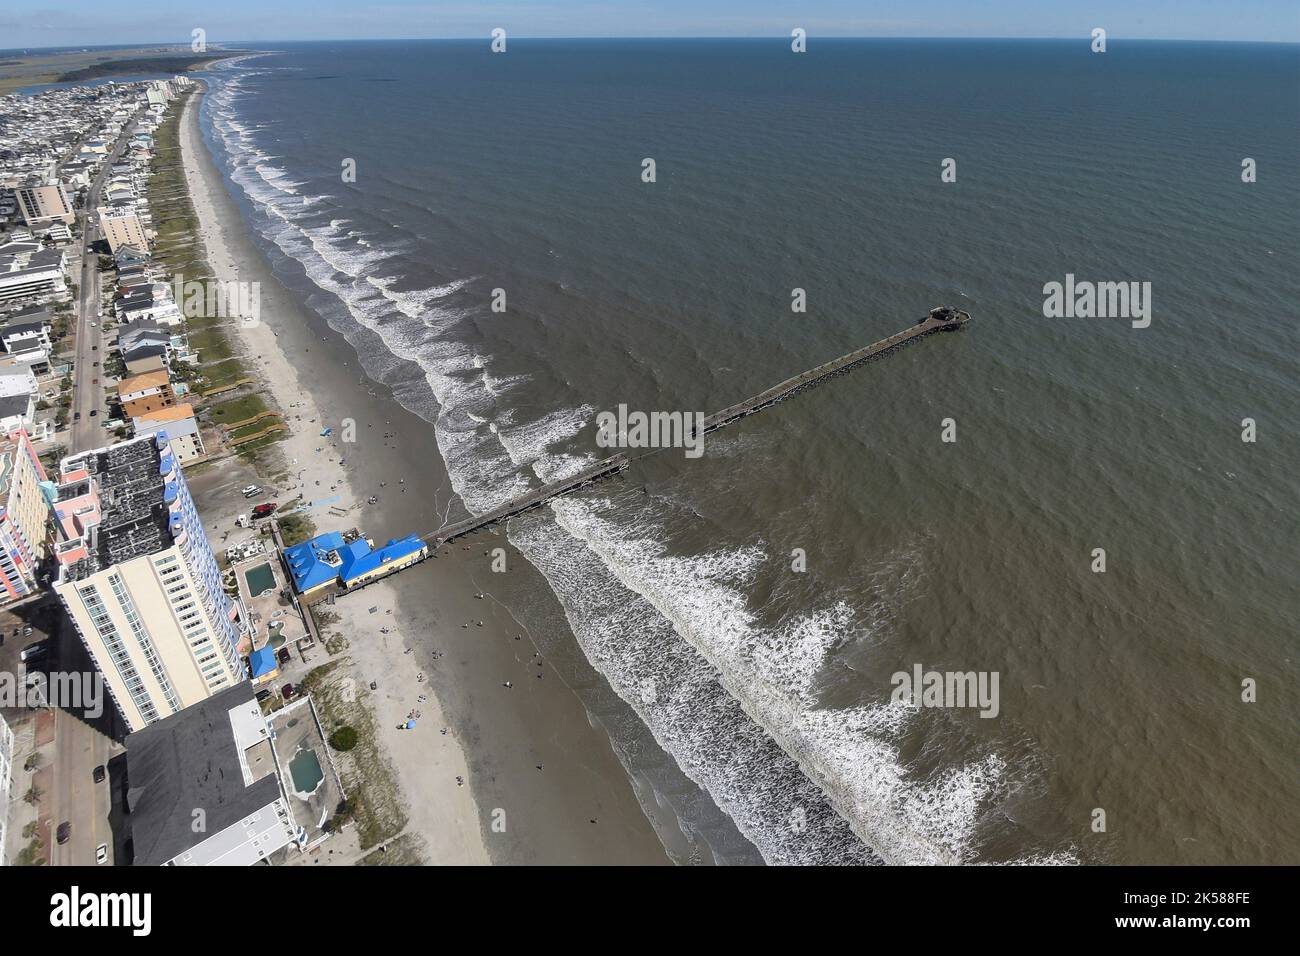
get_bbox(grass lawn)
[277,512,316,546]
[207,393,270,424]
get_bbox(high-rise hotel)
[0,428,53,605]
[53,432,246,731]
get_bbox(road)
[67,116,136,453]
[49,696,115,866]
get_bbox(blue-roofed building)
[248,645,279,685]
[281,530,428,598]
[338,533,428,590]
[281,530,348,598]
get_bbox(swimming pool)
[243,562,276,597]
[288,748,325,796]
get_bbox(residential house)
[133,403,205,463]
[116,369,174,417]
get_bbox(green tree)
[329,726,358,752]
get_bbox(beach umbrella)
[406,719,416,730]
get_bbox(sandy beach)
[177,82,679,864]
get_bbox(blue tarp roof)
[248,646,278,678]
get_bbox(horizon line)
[6,35,1300,52]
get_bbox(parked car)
[96,843,108,865]
[255,689,272,703]
[277,648,292,667]
[281,683,297,700]
[89,410,97,417]
[73,411,81,422]
[19,643,46,663]
[92,360,99,367]
[251,502,278,519]
[56,822,71,845]
[93,765,106,784]
[241,485,261,498]
[91,345,97,351]
[92,377,99,384]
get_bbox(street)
[67,118,134,454]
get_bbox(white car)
[96,843,108,865]
[241,485,261,498]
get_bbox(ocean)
[197,38,1300,865]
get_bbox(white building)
[0,712,12,866]
[0,248,66,303]
[52,433,247,732]
[124,681,302,865]
[132,404,205,464]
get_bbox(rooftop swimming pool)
[288,748,325,796]
[244,562,276,597]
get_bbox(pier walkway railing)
[422,307,969,547]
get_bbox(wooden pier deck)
[422,306,969,546]
[425,453,631,546]
[698,306,969,435]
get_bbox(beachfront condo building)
[52,432,246,732]
[16,183,75,227]
[0,428,53,605]
[98,208,149,254]
[124,680,302,865]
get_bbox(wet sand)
[180,82,675,864]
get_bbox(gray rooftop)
[2,320,47,338]
[7,304,51,323]
[125,681,282,866]
[60,435,171,580]
[0,393,31,418]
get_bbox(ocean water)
[198,39,1300,865]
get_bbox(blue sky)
[3,1,1298,47]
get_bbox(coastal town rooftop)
[123,680,294,866]
[54,432,177,582]
[282,529,428,595]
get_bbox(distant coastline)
[56,54,231,83]
[0,45,247,95]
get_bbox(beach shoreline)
[178,80,681,865]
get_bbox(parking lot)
[0,594,120,866]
